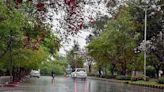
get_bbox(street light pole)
[129,2,148,81]
[143,4,164,81]
[144,8,147,81]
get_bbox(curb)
[88,77,125,83]
[0,81,21,88]
[3,84,19,87]
[0,84,3,87]
[129,82,164,89]
[0,82,19,87]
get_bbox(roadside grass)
[116,79,164,88]
[125,79,164,88]
[129,80,164,85]
[89,77,164,89]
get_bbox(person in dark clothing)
[51,71,55,79]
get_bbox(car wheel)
[83,78,87,80]
[72,77,76,80]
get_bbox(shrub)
[157,77,164,84]
[101,75,116,79]
[88,73,96,77]
[131,76,143,81]
[146,66,156,78]
[131,76,149,81]
[116,75,131,80]
[105,75,116,79]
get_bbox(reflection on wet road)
[0,76,163,92]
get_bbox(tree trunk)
[104,65,107,76]
[121,63,126,75]
[12,68,15,82]
[111,63,115,76]
[89,64,91,73]
[155,68,159,78]
[98,66,102,77]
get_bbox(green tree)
[0,1,26,58]
[67,43,84,71]
[0,1,61,81]
[40,60,67,76]
[128,0,164,62]
[87,7,141,76]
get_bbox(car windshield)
[76,69,85,72]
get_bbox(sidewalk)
[0,76,25,87]
[0,76,11,87]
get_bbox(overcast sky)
[59,30,91,55]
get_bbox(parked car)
[71,68,87,79]
[30,69,40,78]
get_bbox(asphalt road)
[0,76,164,92]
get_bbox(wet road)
[0,76,164,92]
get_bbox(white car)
[30,70,40,78]
[71,68,87,79]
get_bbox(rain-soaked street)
[0,76,164,92]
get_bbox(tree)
[40,58,67,76]
[87,6,141,76]
[0,1,26,58]
[150,32,164,62]
[128,0,163,40]
[4,0,123,39]
[67,43,84,71]
[87,35,109,76]
[127,0,164,78]
[0,1,61,81]
[128,0,164,62]
[147,53,164,78]
[146,32,164,78]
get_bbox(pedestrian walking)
[51,71,55,80]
